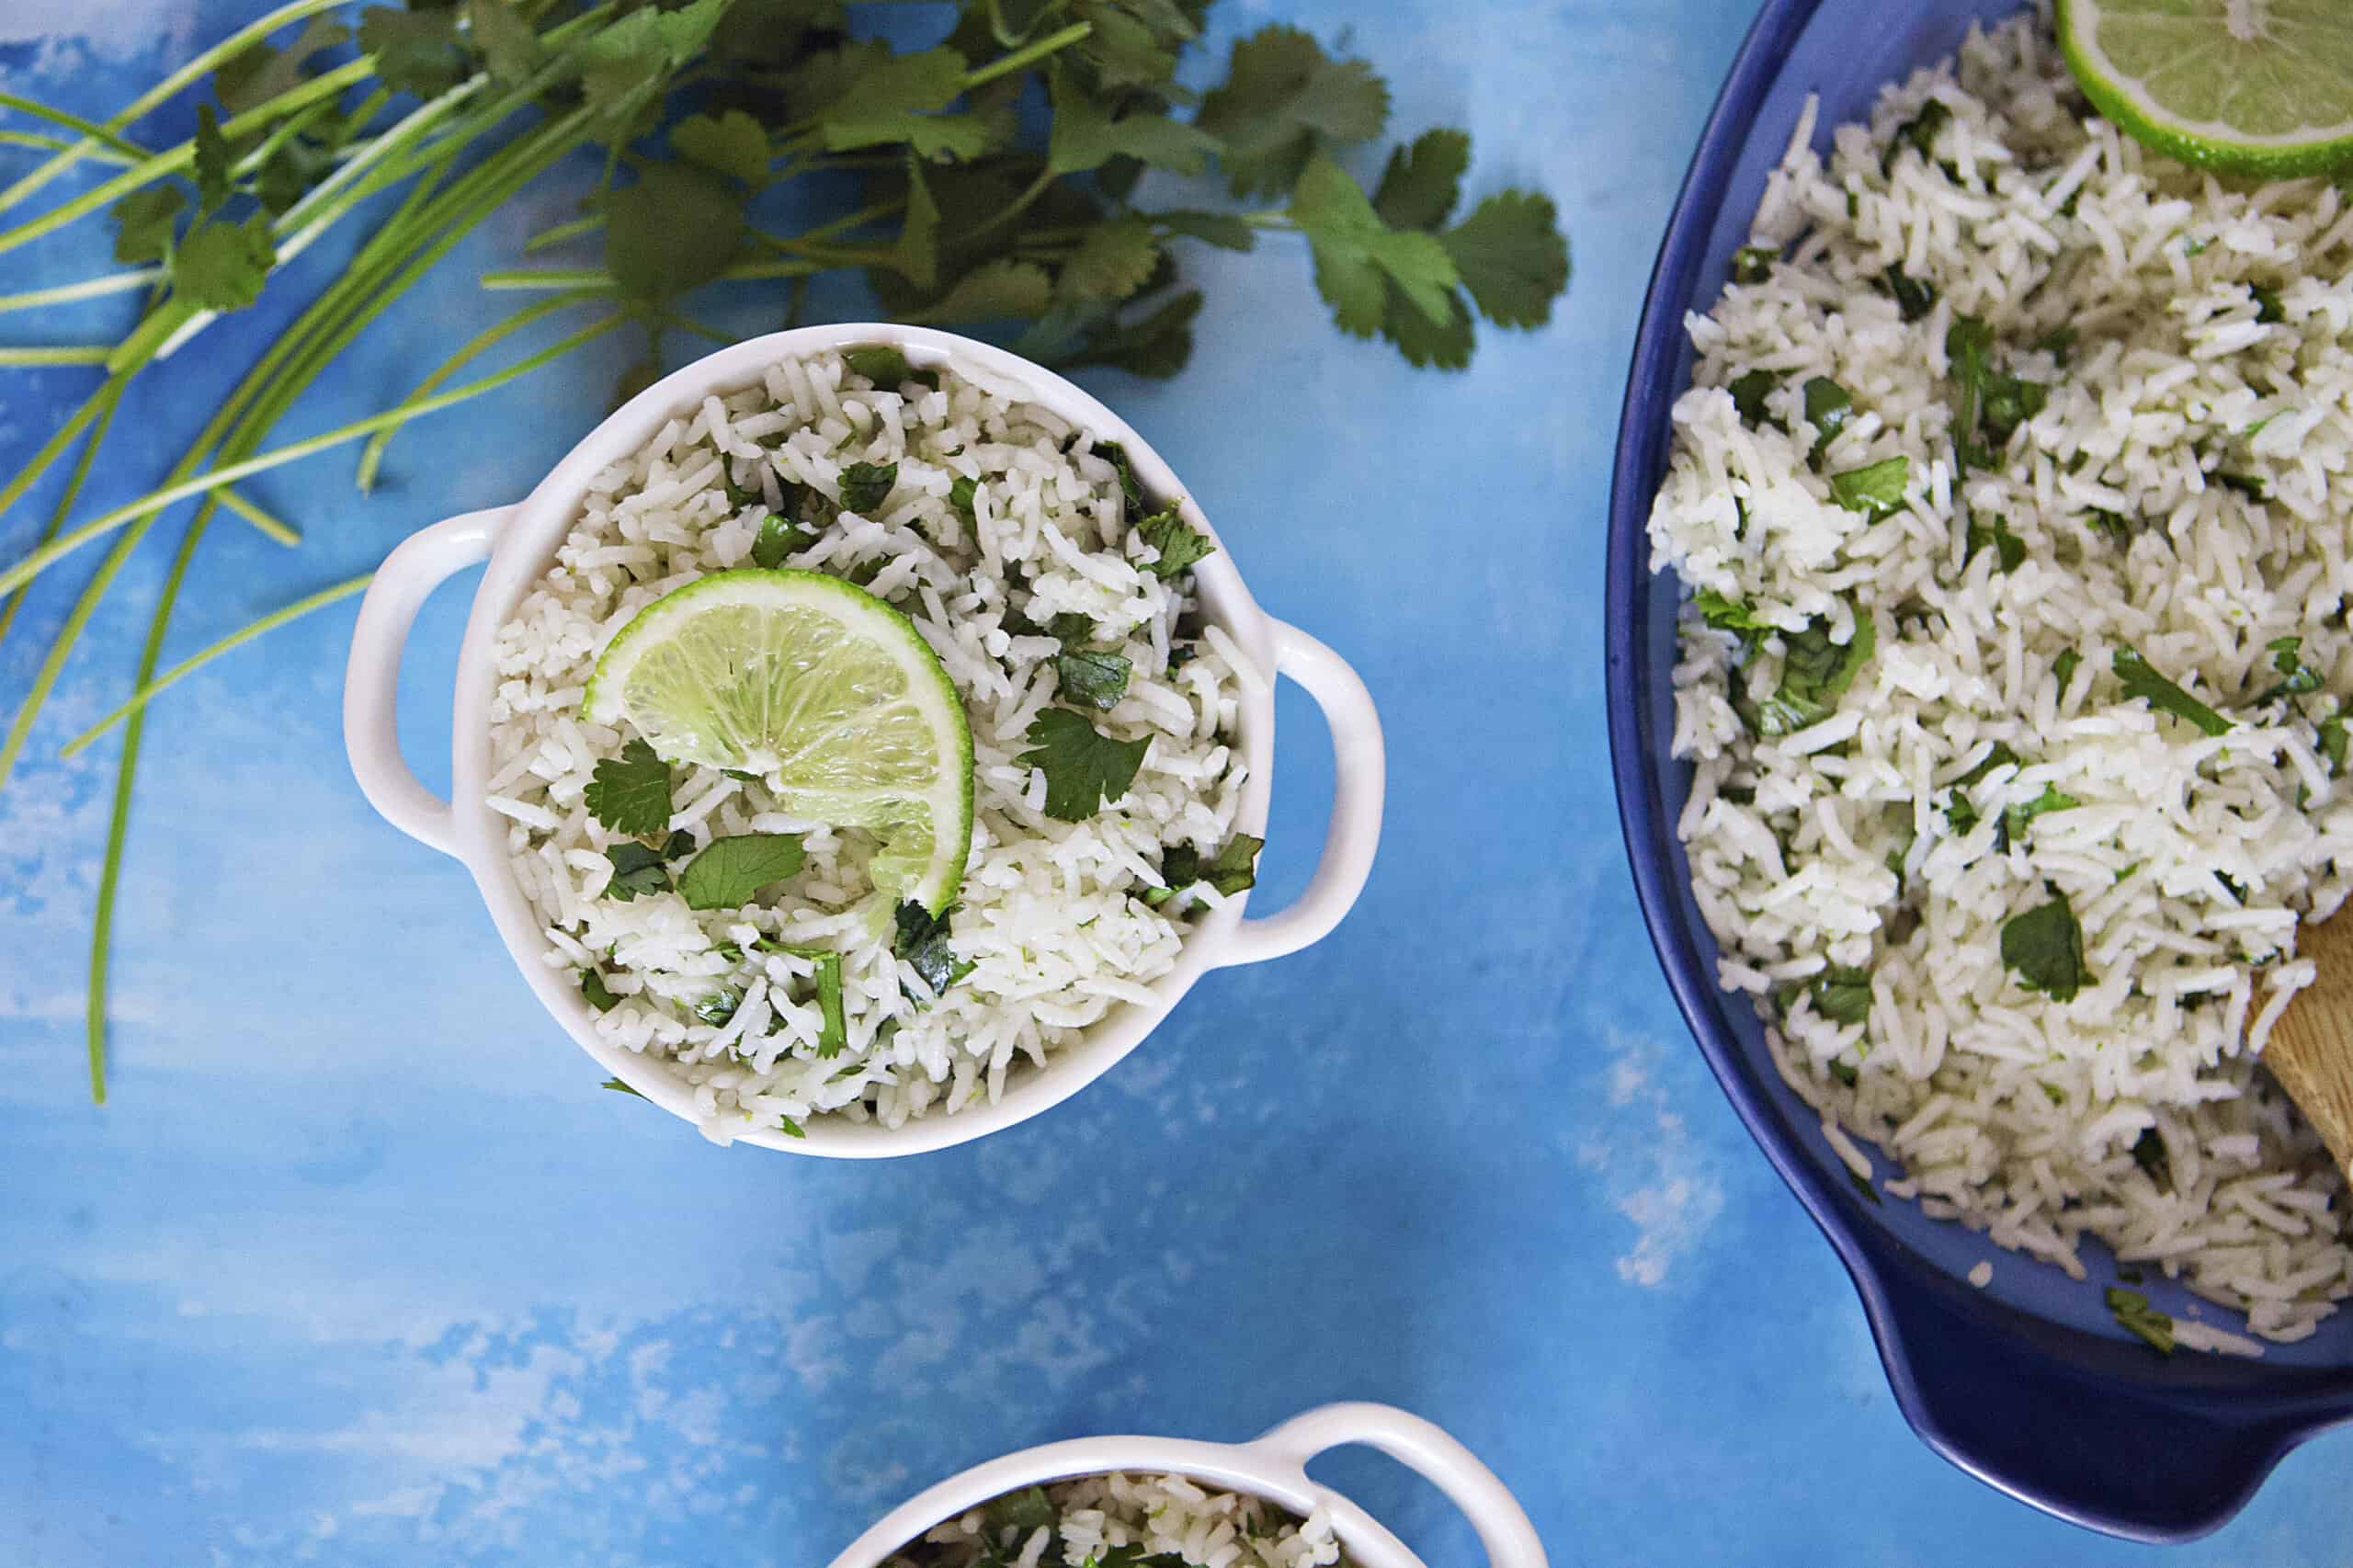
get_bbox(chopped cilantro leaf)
[751,510,811,569]
[1802,377,1853,466]
[1848,1169,1881,1204]
[1829,456,1908,518]
[1135,506,1213,578]
[1830,1058,1859,1087]
[838,460,897,515]
[1732,245,1777,284]
[1019,708,1149,820]
[2320,708,2348,776]
[949,474,978,519]
[600,1075,642,1095]
[1147,833,1264,907]
[2055,648,2082,690]
[2032,324,2077,365]
[801,949,847,1057]
[777,1115,806,1138]
[2003,783,2079,842]
[2256,634,2323,705]
[1966,514,2025,572]
[602,839,677,902]
[2215,471,2268,501]
[2131,1127,2171,1189]
[843,345,938,392]
[988,1487,1060,1536]
[579,969,620,1012]
[585,738,674,837]
[1055,644,1131,710]
[2251,284,2284,324]
[892,900,974,999]
[2114,646,2231,736]
[1885,97,1953,176]
[1881,262,1937,321]
[676,833,806,910]
[1726,369,1782,427]
[2105,1287,2175,1355]
[1810,966,1873,1025]
[2001,890,2090,1002]
[693,987,742,1026]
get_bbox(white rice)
[897,1474,1346,1568]
[487,350,1248,1137]
[1646,14,2353,1343]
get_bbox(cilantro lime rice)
[891,1474,1345,1568]
[486,347,1258,1137]
[1647,16,2353,1345]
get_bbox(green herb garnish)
[675,833,806,911]
[692,986,742,1026]
[1828,456,1908,518]
[1965,515,2025,572]
[584,737,673,837]
[1018,708,1150,820]
[2114,647,2232,736]
[843,345,938,392]
[1726,368,1782,427]
[2256,634,2323,705]
[2131,1127,2171,1189]
[2105,1287,2175,1355]
[1732,245,1778,284]
[751,510,811,570]
[893,900,974,1000]
[2251,284,2284,324]
[2055,648,2082,689]
[1147,833,1265,908]
[1802,376,1853,466]
[837,460,898,516]
[1881,263,1937,321]
[2003,784,2079,842]
[579,969,620,1013]
[1135,506,1214,578]
[1810,966,1873,1025]
[2001,890,2091,1002]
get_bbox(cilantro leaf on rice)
[1147,834,1265,907]
[676,833,806,911]
[1135,506,1214,578]
[2114,646,2232,736]
[584,738,673,837]
[892,900,973,1000]
[2001,891,2091,1002]
[1020,709,1150,821]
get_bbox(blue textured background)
[3,2,2348,1563]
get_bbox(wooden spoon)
[2263,910,2353,1181]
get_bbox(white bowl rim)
[822,1401,1548,1568]
[343,323,1385,1157]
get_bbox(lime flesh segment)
[2059,0,2353,177]
[583,569,974,912]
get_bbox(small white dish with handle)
[344,323,1384,1157]
[826,1401,1547,1568]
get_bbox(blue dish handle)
[1853,1234,2307,1542]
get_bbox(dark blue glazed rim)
[1603,0,2353,1542]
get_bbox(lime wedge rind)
[583,569,974,914]
[2059,0,2353,178]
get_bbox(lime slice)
[2058,0,2353,178]
[583,569,974,912]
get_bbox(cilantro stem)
[357,288,604,491]
[480,256,828,291]
[961,165,1056,245]
[961,21,1094,88]
[0,0,347,217]
[0,131,137,165]
[207,486,301,547]
[0,377,115,528]
[62,573,371,757]
[0,347,114,366]
[0,96,152,161]
[0,269,163,315]
[0,377,123,657]
[643,305,732,346]
[0,378,130,786]
[0,57,375,260]
[0,314,621,603]
[523,213,603,254]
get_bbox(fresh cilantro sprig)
[2114,647,2232,737]
[585,737,674,837]
[1146,833,1264,908]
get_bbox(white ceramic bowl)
[827,1402,1547,1568]
[344,324,1385,1157]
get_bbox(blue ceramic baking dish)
[1604,0,2353,1543]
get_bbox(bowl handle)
[342,506,506,857]
[1861,1252,2302,1540]
[1246,1403,1546,1568]
[1215,619,1385,968]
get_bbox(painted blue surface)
[0,3,2347,1565]
[1604,0,2353,1545]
